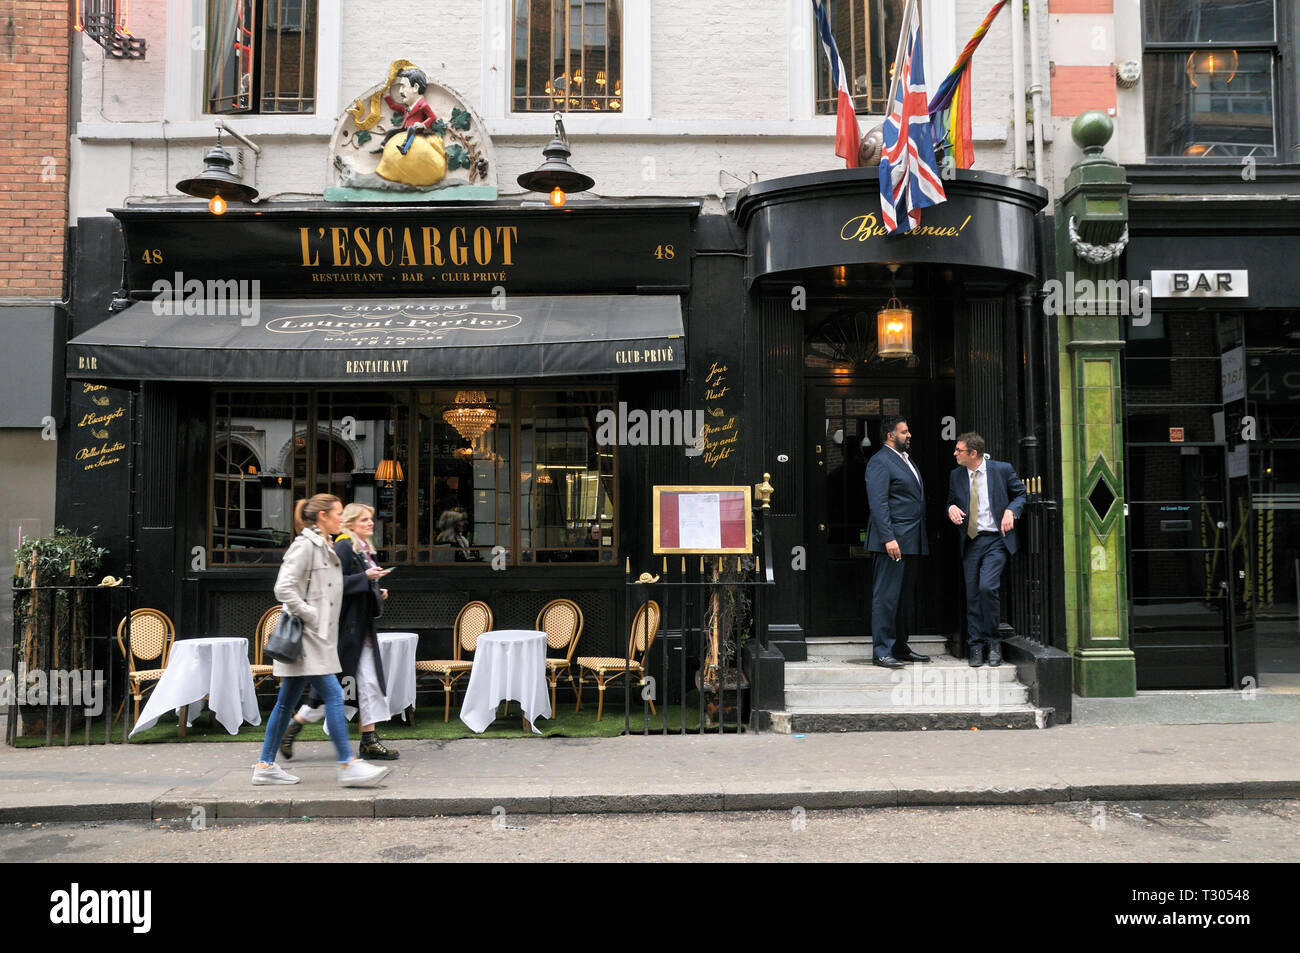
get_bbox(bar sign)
[1150,269,1249,298]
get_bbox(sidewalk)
[2,694,1298,823]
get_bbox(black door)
[806,384,929,637]
[1126,444,1233,687]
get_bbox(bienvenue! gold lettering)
[840,213,972,242]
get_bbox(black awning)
[67,295,684,383]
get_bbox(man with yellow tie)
[947,432,1026,668]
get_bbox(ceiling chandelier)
[443,391,497,445]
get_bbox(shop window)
[1142,0,1278,158]
[210,386,615,567]
[205,0,318,114]
[813,0,905,117]
[519,389,616,563]
[513,0,622,112]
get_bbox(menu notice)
[653,486,752,555]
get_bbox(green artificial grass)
[9,693,741,747]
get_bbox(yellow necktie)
[967,471,980,540]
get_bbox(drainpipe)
[1027,0,1046,187]
[1011,0,1029,178]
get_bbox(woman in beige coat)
[253,494,391,787]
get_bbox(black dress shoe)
[968,644,986,668]
[896,649,931,663]
[873,656,905,669]
[987,644,1002,667]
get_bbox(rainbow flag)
[928,0,1008,169]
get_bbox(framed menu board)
[652,485,752,555]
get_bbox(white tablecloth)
[459,630,552,734]
[377,632,418,721]
[129,637,261,737]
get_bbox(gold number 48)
[654,244,675,260]
[141,249,163,264]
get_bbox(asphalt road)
[3,799,1297,863]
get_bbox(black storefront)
[732,168,1064,689]
[60,200,730,688]
[62,167,1067,717]
[1123,167,1300,689]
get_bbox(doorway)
[805,382,954,638]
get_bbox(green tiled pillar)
[1053,113,1136,697]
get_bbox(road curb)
[3,780,1296,825]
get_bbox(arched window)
[214,440,263,530]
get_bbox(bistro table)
[376,632,418,722]
[459,629,552,734]
[318,632,420,736]
[129,637,261,738]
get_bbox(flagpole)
[884,0,918,115]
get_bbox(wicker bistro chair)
[575,599,660,721]
[415,601,493,722]
[114,609,177,724]
[536,599,584,714]
[250,606,282,689]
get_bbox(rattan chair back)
[116,609,176,673]
[628,600,661,661]
[536,598,584,660]
[254,606,282,664]
[455,601,493,658]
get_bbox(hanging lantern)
[876,298,914,358]
[876,263,914,359]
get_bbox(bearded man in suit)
[947,431,1026,667]
[864,415,930,668]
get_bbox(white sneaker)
[252,762,300,785]
[338,758,391,788]
[296,704,326,724]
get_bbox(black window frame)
[1141,0,1298,165]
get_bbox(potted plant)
[12,527,108,736]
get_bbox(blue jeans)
[259,674,353,764]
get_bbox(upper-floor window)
[814,0,905,116]
[205,0,318,115]
[513,0,622,112]
[1143,0,1278,158]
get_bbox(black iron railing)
[619,507,776,734]
[6,582,134,747]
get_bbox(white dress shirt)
[967,459,997,533]
[887,444,922,487]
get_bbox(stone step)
[784,659,1021,686]
[784,683,1030,709]
[766,706,1048,732]
[805,636,949,660]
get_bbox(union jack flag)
[879,3,947,233]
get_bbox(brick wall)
[0,1,68,297]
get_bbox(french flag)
[813,1,861,168]
[879,2,947,232]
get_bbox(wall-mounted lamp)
[175,123,261,214]
[517,113,594,207]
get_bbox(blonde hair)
[338,502,375,553]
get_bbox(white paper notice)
[678,493,722,550]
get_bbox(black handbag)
[265,554,312,664]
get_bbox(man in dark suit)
[864,415,930,668]
[946,431,1026,667]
